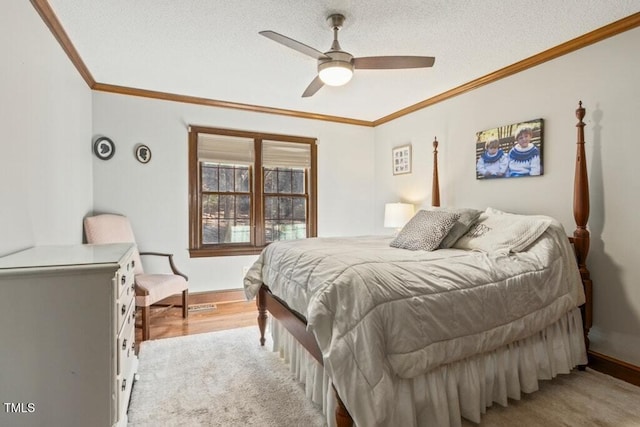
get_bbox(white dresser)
[0,243,138,427]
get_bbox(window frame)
[188,126,317,257]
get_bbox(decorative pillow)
[429,207,482,248]
[453,208,552,253]
[390,210,460,251]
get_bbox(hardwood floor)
[134,299,258,344]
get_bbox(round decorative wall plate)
[93,137,115,160]
[135,144,152,164]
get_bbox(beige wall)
[0,1,93,257]
[373,27,640,367]
[91,92,376,294]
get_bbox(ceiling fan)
[260,14,435,97]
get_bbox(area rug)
[127,326,325,426]
[129,326,640,426]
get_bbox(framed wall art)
[135,144,152,164]
[392,144,412,175]
[93,136,115,160]
[475,118,543,180]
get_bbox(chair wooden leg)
[182,289,189,318]
[141,305,150,341]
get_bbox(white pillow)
[390,210,460,251]
[453,208,552,253]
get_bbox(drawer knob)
[121,275,126,285]
[121,304,126,315]
[122,338,127,350]
[122,379,127,391]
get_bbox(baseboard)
[588,350,640,387]
[160,288,247,307]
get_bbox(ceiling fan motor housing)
[318,51,354,86]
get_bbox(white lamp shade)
[384,203,415,228]
[318,62,353,86]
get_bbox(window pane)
[218,220,230,243]
[202,194,219,220]
[201,164,219,192]
[264,169,276,193]
[293,198,306,220]
[265,196,277,220]
[264,220,276,243]
[226,220,250,243]
[278,196,292,219]
[220,195,235,219]
[219,167,235,192]
[265,220,307,242]
[237,195,250,219]
[292,221,307,239]
[235,167,249,192]
[292,170,304,194]
[202,218,219,244]
[277,169,292,193]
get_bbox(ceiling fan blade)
[301,76,324,98]
[259,30,330,60]
[353,56,435,69]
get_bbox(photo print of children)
[475,119,543,180]
[476,138,508,178]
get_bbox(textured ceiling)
[47,0,639,121]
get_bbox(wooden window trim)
[188,126,317,257]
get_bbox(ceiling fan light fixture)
[318,61,353,86]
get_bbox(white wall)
[91,92,375,293]
[374,28,640,367]
[0,1,93,257]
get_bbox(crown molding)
[91,83,373,127]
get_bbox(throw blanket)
[244,221,585,426]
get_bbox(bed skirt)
[269,307,587,427]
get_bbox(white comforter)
[244,220,585,426]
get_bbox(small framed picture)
[392,144,412,175]
[93,137,115,160]
[135,144,152,164]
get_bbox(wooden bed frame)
[256,102,592,427]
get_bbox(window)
[188,127,317,257]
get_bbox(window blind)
[197,134,254,165]
[262,140,311,168]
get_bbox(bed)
[244,102,593,427]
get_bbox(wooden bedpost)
[334,385,353,427]
[573,101,593,351]
[432,137,440,207]
[257,285,268,346]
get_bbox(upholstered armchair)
[84,214,189,341]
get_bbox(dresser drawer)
[117,322,137,420]
[117,360,136,423]
[116,298,136,335]
[117,302,136,376]
[117,283,135,335]
[117,264,135,302]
